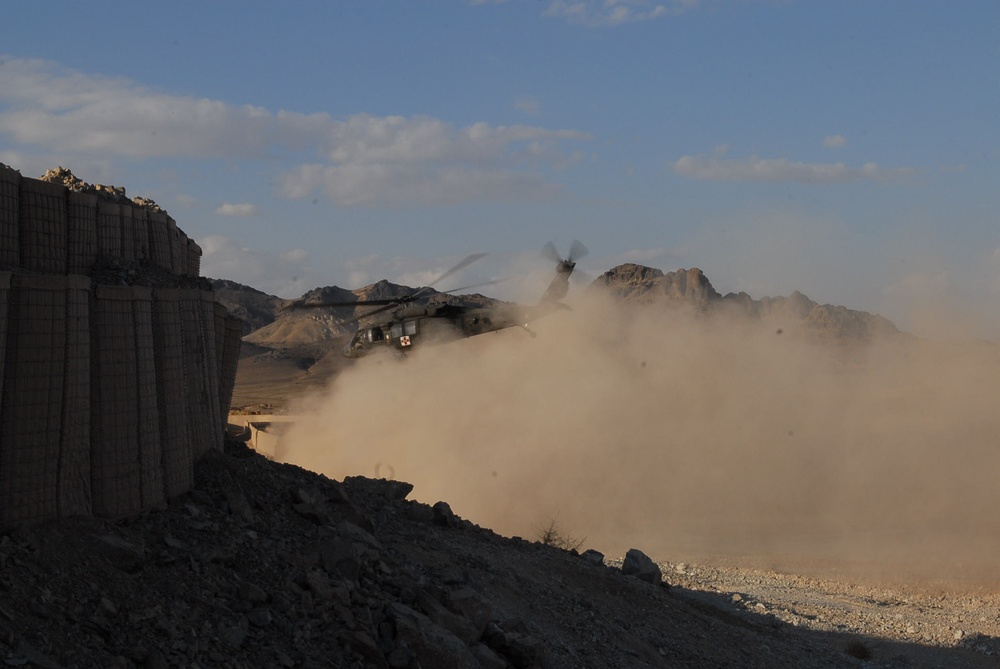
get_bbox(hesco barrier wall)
[0,165,240,527]
[67,191,99,276]
[153,289,194,498]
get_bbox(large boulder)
[621,548,662,585]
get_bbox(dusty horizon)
[280,292,1000,587]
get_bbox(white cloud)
[174,193,198,207]
[281,248,309,263]
[282,117,590,204]
[319,114,588,167]
[515,97,541,115]
[199,234,315,298]
[544,0,673,26]
[279,163,563,206]
[215,202,258,217]
[343,254,383,289]
[823,134,847,148]
[0,58,311,159]
[0,57,591,207]
[673,147,914,183]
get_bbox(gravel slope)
[1,437,997,668]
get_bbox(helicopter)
[286,241,588,358]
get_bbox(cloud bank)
[674,147,914,183]
[823,134,847,149]
[0,57,591,206]
[199,234,315,298]
[543,0,674,26]
[215,202,258,217]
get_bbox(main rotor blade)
[442,277,510,295]
[412,252,487,298]
[339,301,400,326]
[284,297,398,310]
[287,251,488,311]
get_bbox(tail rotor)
[539,240,587,302]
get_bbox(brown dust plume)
[281,292,1000,585]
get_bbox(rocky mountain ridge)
[213,263,898,352]
[591,264,898,341]
[216,280,506,351]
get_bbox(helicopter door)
[390,321,417,347]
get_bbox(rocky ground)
[2,434,998,669]
[657,562,1000,668]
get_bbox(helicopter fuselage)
[292,242,586,358]
[342,303,530,358]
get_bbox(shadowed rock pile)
[0,436,874,669]
[39,166,162,210]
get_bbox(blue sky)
[2,1,998,336]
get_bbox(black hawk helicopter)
[286,241,588,358]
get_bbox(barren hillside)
[4,435,998,668]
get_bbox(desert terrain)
[5,264,994,667]
[216,265,1000,667]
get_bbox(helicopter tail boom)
[538,240,587,303]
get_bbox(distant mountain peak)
[590,263,898,341]
[353,279,420,302]
[300,285,356,305]
[592,264,719,305]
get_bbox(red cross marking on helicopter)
[400,336,411,346]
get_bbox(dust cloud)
[281,293,1000,585]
